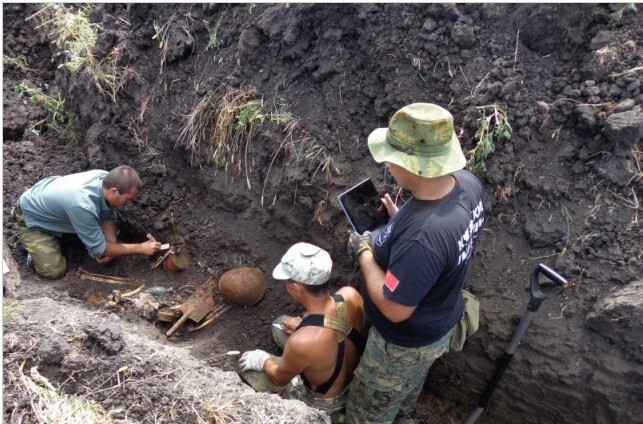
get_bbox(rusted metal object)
[165,277,217,337]
[151,249,173,269]
[218,267,266,306]
[188,304,233,333]
[163,244,192,272]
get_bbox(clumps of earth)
[3,3,642,423]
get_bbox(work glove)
[239,349,270,372]
[348,230,373,261]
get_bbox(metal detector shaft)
[465,264,567,424]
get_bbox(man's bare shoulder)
[337,286,364,307]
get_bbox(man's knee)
[347,376,399,423]
[35,258,67,280]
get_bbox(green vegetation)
[609,3,637,27]
[305,141,340,183]
[3,301,24,324]
[27,3,98,73]
[3,54,35,74]
[206,17,223,51]
[27,4,135,103]
[14,82,80,142]
[179,85,269,188]
[466,103,512,173]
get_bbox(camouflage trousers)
[13,203,67,279]
[239,315,348,423]
[345,326,454,424]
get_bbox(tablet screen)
[337,178,388,233]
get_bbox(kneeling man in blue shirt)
[14,165,161,279]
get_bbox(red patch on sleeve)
[384,270,400,292]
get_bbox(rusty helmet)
[218,267,266,306]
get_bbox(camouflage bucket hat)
[367,103,466,178]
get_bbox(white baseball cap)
[272,242,332,286]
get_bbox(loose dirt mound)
[3,4,642,423]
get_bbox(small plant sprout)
[609,3,637,27]
[3,301,24,324]
[465,103,512,173]
[206,17,223,51]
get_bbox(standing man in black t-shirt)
[345,103,485,423]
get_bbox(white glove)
[239,349,270,372]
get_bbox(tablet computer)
[338,178,388,233]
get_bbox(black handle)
[528,263,568,311]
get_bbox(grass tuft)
[27,4,135,103]
[10,361,114,423]
[179,85,267,188]
[180,86,340,212]
[3,54,36,74]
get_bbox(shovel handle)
[528,263,568,311]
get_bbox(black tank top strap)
[296,313,345,395]
[295,293,366,395]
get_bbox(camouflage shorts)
[13,204,67,279]
[239,315,347,423]
[240,366,347,423]
[345,326,454,423]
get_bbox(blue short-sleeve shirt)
[18,170,118,258]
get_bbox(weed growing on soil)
[91,44,140,103]
[205,392,319,424]
[2,301,23,324]
[206,17,223,51]
[27,4,134,103]
[14,82,80,142]
[465,104,512,173]
[305,140,340,183]
[3,54,35,74]
[609,3,638,28]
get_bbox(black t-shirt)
[364,170,485,347]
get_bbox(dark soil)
[3,3,642,423]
